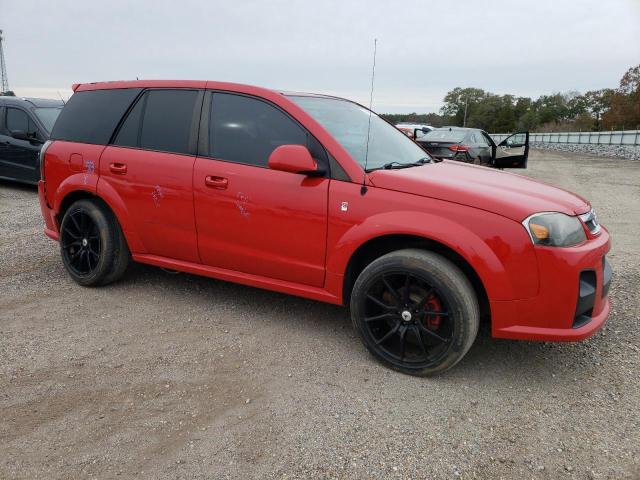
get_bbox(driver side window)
[507,133,526,146]
[6,108,37,135]
[208,93,327,169]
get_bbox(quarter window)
[209,93,308,167]
[51,88,142,145]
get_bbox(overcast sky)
[2,0,639,113]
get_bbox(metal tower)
[0,30,9,93]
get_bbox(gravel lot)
[532,143,640,161]
[1,149,638,479]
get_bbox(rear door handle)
[205,175,228,189]
[109,162,127,174]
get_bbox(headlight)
[522,212,586,247]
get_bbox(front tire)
[59,199,129,286]
[350,249,479,376]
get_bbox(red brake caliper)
[424,293,443,330]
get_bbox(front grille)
[580,209,601,235]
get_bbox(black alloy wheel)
[61,209,102,275]
[59,199,130,286]
[351,249,479,376]
[361,271,453,368]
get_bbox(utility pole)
[0,30,9,93]
[463,96,468,127]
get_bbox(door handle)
[205,175,228,189]
[109,162,127,174]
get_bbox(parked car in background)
[38,80,610,376]
[0,96,63,184]
[417,126,529,168]
[395,123,434,140]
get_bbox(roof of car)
[396,123,433,129]
[0,96,64,108]
[72,80,353,103]
[434,126,484,132]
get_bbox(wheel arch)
[57,190,100,222]
[341,234,492,321]
[55,184,145,254]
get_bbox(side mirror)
[10,130,43,144]
[10,130,29,141]
[268,145,321,175]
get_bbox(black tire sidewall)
[350,249,479,376]
[60,200,117,286]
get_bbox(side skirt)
[132,253,343,305]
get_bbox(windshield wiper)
[367,157,434,172]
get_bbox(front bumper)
[491,227,612,342]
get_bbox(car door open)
[493,131,529,168]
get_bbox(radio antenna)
[361,38,377,195]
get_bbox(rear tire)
[59,199,130,286]
[350,249,479,376]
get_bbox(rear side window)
[114,89,199,155]
[209,93,308,167]
[51,88,142,145]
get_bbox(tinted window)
[51,88,142,145]
[139,90,199,154]
[114,90,199,154]
[209,93,307,167]
[6,108,32,132]
[113,94,145,148]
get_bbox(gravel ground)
[1,149,639,479]
[532,142,640,160]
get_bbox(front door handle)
[205,175,228,189]
[109,162,127,174]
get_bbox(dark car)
[416,127,529,169]
[0,96,64,184]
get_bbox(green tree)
[440,87,487,126]
[583,89,613,129]
[602,64,640,129]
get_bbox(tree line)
[381,64,640,133]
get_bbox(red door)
[100,147,199,262]
[193,92,329,287]
[193,159,328,286]
[98,88,202,262]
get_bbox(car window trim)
[198,90,332,179]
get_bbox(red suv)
[38,80,612,375]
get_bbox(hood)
[368,161,590,221]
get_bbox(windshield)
[288,96,429,170]
[33,107,62,132]
[422,129,467,142]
